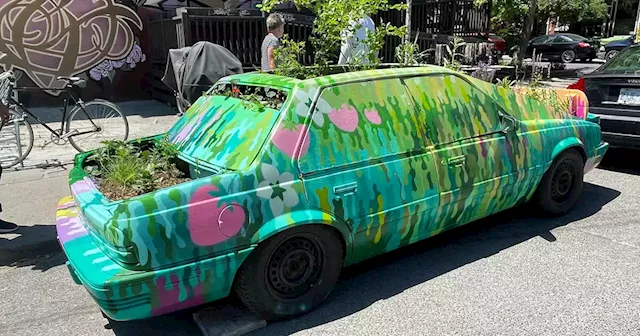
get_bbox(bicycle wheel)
[66,99,129,152]
[0,107,34,169]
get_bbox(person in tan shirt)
[0,103,18,233]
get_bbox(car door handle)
[334,182,358,196]
[444,155,466,167]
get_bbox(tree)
[538,0,608,24]
[259,0,406,77]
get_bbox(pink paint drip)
[152,273,205,316]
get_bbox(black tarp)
[162,41,244,105]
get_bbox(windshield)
[601,46,640,73]
[167,83,289,170]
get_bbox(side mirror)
[501,114,519,134]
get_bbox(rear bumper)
[56,196,253,321]
[584,141,609,173]
[589,108,640,149]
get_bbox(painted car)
[56,66,608,322]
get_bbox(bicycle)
[0,70,129,169]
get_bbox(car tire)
[561,50,576,63]
[605,50,618,61]
[234,225,344,321]
[533,149,584,216]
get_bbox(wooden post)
[405,0,412,44]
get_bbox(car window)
[555,35,573,42]
[167,83,289,170]
[562,33,587,41]
[298,78,426,173]
[402,74,502,145]
[601,46,640,73]
[531,35,550,44]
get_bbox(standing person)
[261,13,285,71]
[338,14,376,65]
[0,103,17,233]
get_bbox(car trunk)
[68,137,211,267]
[585,75,640,136]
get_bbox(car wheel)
[561,50,576,63]
[533,149,584,216]
[234,225,344,321]
[605,50,618,61]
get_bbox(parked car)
[56,66,608,322]
[569,44,640,149]
[511,33,599,63]
[601,35,635,61]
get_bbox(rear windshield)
[167,83,289,170]
[601,47,640,73]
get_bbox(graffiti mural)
[0,0,145,95]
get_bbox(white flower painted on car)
[256,163,299,216]
[293,88,331,127]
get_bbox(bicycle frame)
[9,85,100,139]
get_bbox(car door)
[297,78,440,263]
[529,35,556,58]
[403,74,527,231]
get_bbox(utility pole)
[635,1,640,43]
[405,0,412,44]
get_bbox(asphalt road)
[1,148,639,336]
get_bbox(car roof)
[221,65,458,90]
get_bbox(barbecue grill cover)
[162,41,244,103]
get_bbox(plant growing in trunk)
[85,138,189,201]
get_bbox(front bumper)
[584,141,609,173]
[55,196,253,321]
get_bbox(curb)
[0,237,62,265]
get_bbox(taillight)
[578,42,590,48]
[568,77,585,92]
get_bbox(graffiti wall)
[0,0,165,106]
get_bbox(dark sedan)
[512,33,599,63]
[568,44,640,149]
[602,35,634,61]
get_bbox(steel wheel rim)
[551,160,575,204]
[266,236,323,300]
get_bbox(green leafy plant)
[259,0,407,76]
[496,76,517,89]
[273,35,314,79]
[86,138,189,200]
[443,37,466,72]
[395,33,429,66]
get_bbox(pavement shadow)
[105,305,205,336]
[250,182,620,336]
[598,148,640,176]
[0,223,63,268]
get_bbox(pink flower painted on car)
[328,104,359,132]
[364,108,382,125]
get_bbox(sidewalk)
[2,100,180,171]
[0,100,180,264]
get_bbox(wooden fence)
[148,0,492,104]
